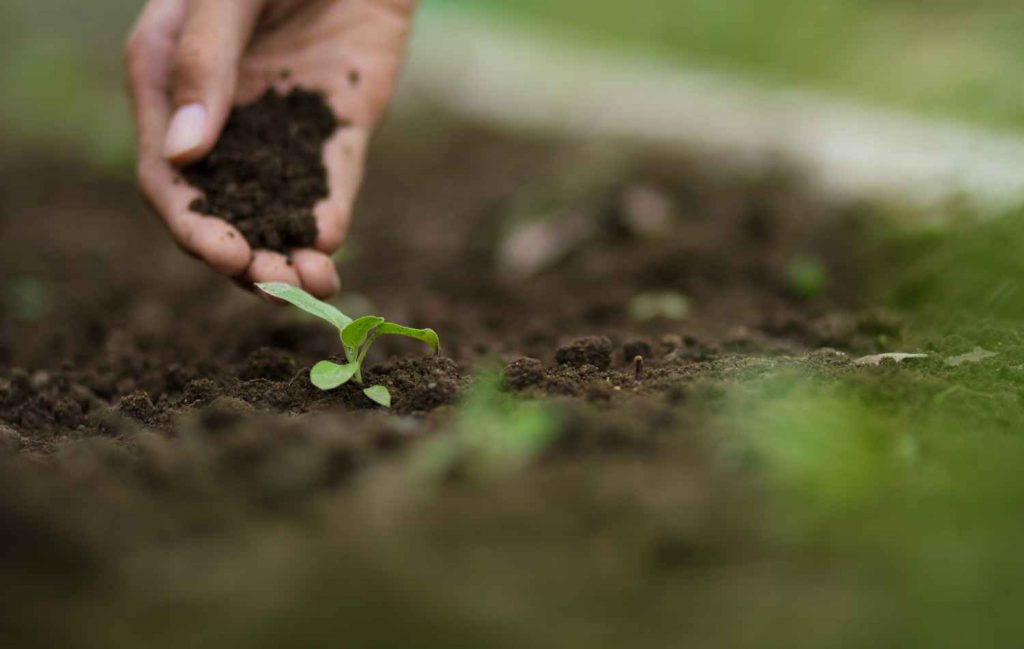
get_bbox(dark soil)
[182,88,340,251]
[555,335,614,370]
[0,122,897,647]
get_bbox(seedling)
[256,283,439,407]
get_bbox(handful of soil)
[182,88,341,252]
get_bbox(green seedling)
[256,283,439,407]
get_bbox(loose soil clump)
[556,336,614,370]
[182,88,340,252]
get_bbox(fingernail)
[163,103,207,160]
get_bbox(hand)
[125,0,415,298]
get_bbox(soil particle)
[536,364,604,397]
[181,378,221,408]
[658,334,685,356]
[503,357,545,391]
[363,356,462,414]
[556,336,614,371]
[807,347,852,367]
[0,368,92,433]
[234,378,297,411]
[197,396,256,432]
[52,396,85,428]
[117,391,156,424]
[182,89,340,252]
[240,347,298,381]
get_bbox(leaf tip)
[364,385,392,408]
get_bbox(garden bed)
[0,123,988,647]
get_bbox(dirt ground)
[0,122,922,647]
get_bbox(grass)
[706,206,1024,645]
[726,362,1024,645]
[437,0,1024,133]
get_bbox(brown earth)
[182,88,338,251]
[0,122,895,647]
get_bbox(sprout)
[256,283,439,407]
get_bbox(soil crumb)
[556,336,614,370]
[182,88,339,252]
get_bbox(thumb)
[163,0,266,165]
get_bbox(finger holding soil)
[182,88,342,255]
[246,250,303,289]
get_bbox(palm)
[234,0,411,264]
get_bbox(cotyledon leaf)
[342,316,386,350]
[310,360,360,390]
[376,323,441,355]
[256,283,352,330]
[363,385,392,408]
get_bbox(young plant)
[256,282,440,407]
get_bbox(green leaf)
[342,316,386,350]
[310,360,359,390]
[256,283,352,330]
[377,323,441,355]
[363,385,392,408]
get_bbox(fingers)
[245,250,303,288]
[313,128,369,253]
[188,219,254,276]
[136,159,253,275]
[127,0,253,277]
[125,0,186,156]
[164,0,266,164]
[243,250,340,300]
[292,250,342,298]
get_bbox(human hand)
[125,0,415,297]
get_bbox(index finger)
[125,0,252,276]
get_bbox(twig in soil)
[634,355,645,380]
[287,368,309,388]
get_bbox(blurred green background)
[444,0,1024,130]
[6,0,1024,171]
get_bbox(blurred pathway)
[403,6,1024,213]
